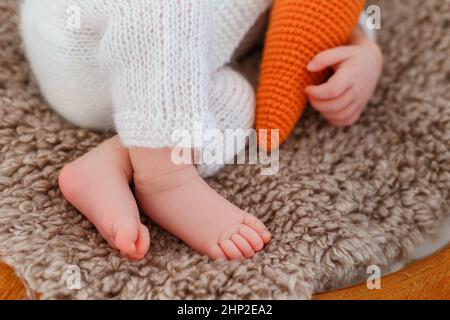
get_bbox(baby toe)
[129,224,150,260]
[243,213,271,243]
[230,234,255,258]
[219,239,244,260]
[207,244,227,260]
[238,224,264,251]
[113,221,138,257]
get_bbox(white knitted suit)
[21,0,270,140]
[20,0,373,176]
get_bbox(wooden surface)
[316,246,450,300]
[0,246,449,300]
[0,263,26,300]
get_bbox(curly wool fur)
[0,0,449,299]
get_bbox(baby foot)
[59,137,150,260]
[130,148,271,260]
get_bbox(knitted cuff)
[115,111,208,150]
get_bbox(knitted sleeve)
[99,0,210,148]
[208,0,272,72]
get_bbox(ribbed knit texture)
[101,1,210,149]
[256,0,366,150]
[20,0,271,149]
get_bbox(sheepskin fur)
[0,0,449,299]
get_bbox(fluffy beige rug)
[0,0,449,299]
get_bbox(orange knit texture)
[256,0,366,150]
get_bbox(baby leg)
[22,3,149,259]
[131,67,270,260]
[131,148,270,260]
[59,137,150,260]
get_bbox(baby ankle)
[134,164,200,195]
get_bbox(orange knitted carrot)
[256,0,366,150]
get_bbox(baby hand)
[305,37,383,127]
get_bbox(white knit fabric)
[21,0,374,151]
[20,0,270,150]
[197,67,256,177]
